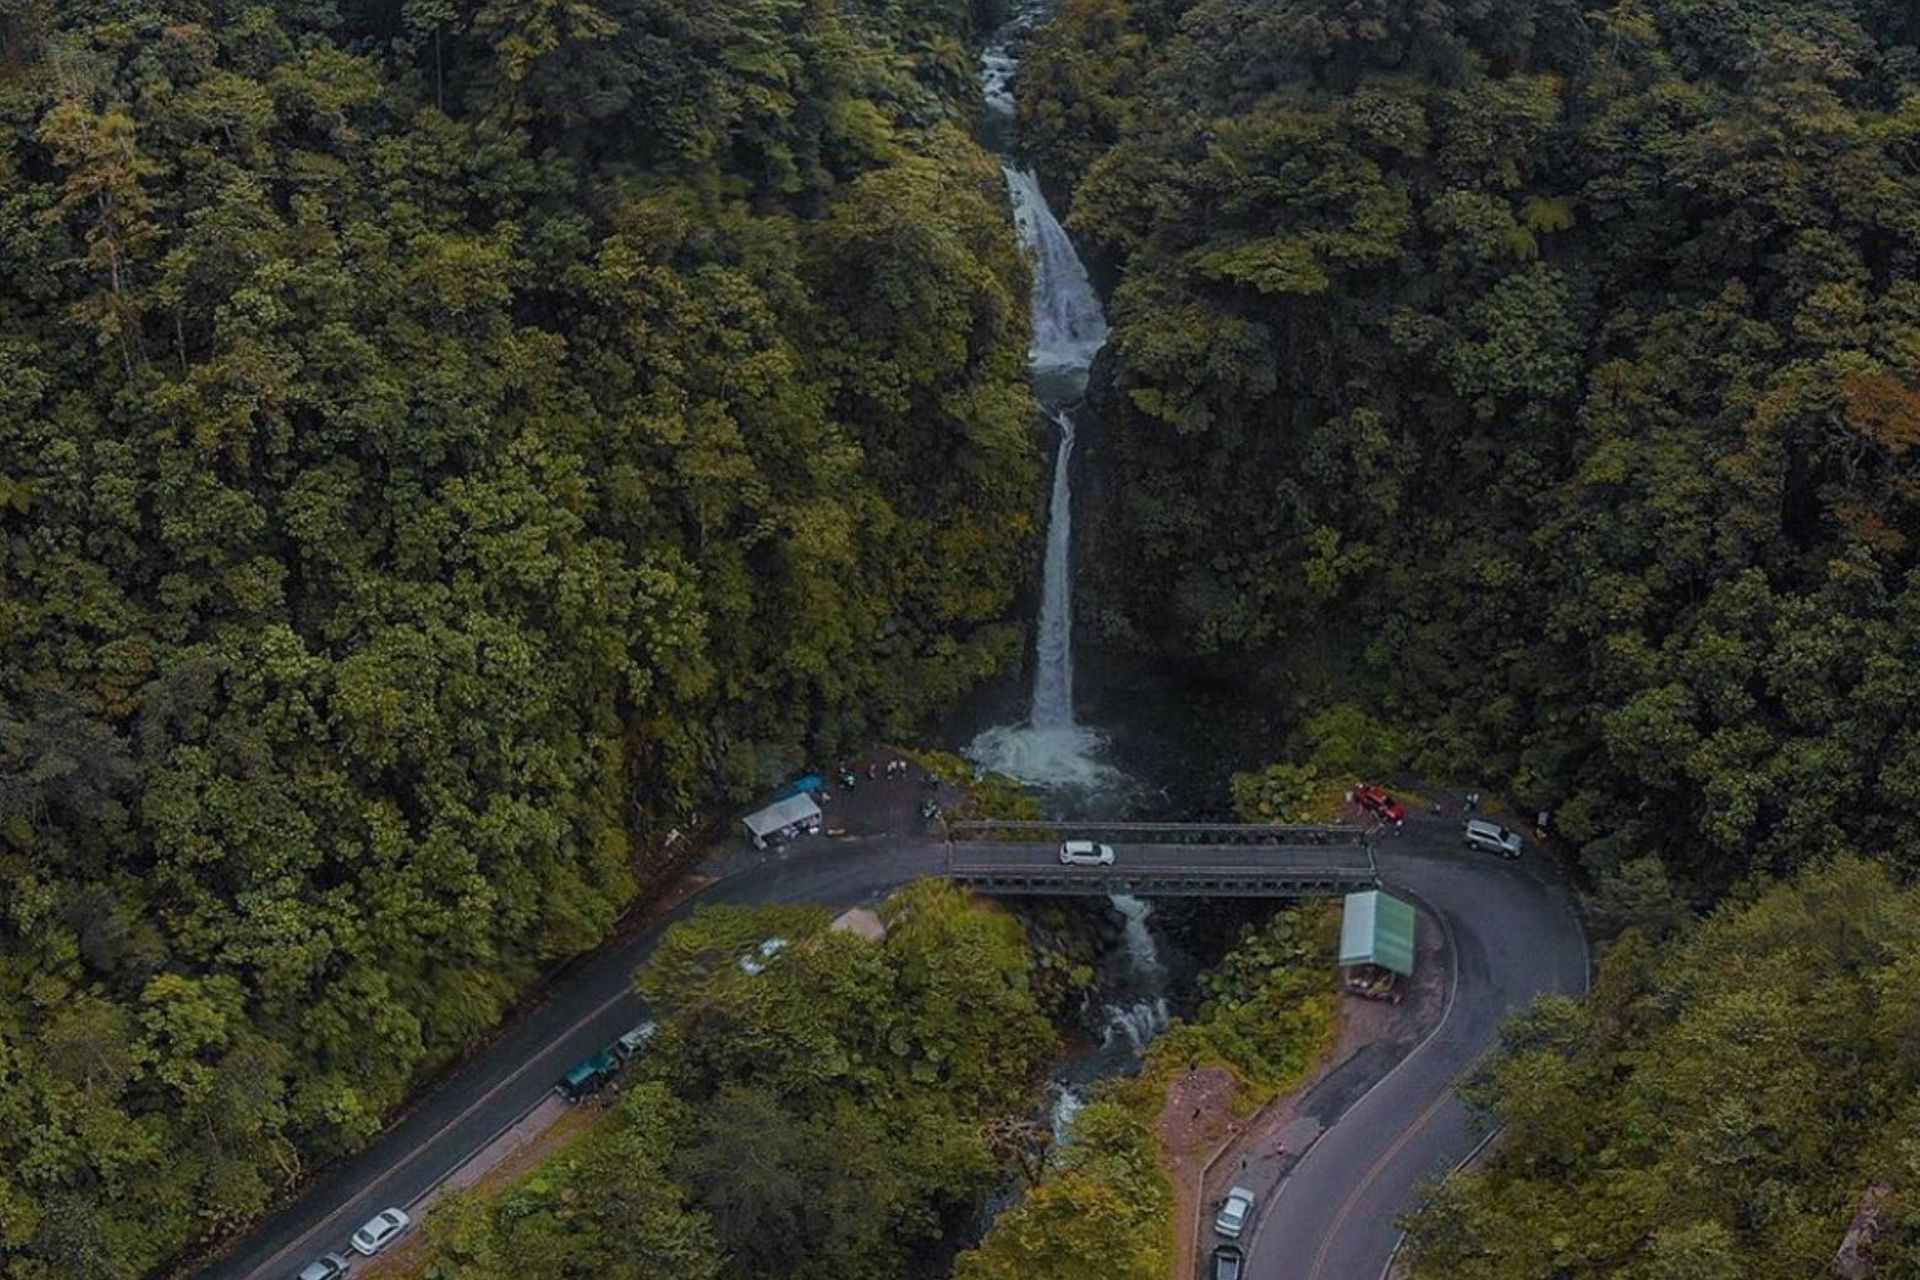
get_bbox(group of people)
[839,758,912,788]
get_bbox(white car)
[350,1207,410,1256]
[1058,840,1116,867]
[615,1020,658,1061]
[1214,1185,1255,1238]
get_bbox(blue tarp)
[777,774,825,799]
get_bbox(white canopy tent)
[742,793,822,847]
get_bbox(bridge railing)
[944,855,1380,898]
[942,819,1374,847]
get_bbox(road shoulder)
[1175,906,1450,1280]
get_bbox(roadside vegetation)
[414,882,1060,1280]
[955,902,1336,1279]
[1408,858,1920,1278]
[1229,703,1415,823]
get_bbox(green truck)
[556,1048,619,1102]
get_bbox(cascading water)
[966,10,1119,794]
[968,5,1169,1159]
[1103,895,1171,1052]
[1004,169,1108,390]
[1030,408,1078,730]
[1052,897,1171,1144]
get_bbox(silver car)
[350,1207,410,1256]
[1214,1185,1255,1238]
[295,1254,350,1280]
[1463,819,1524,859]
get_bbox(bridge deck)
[944,840,1379,898]
[944,819,1372,847]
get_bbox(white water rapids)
[1051,895,1171,1146]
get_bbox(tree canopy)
[1021,0,1920,896]
[1408,857,1920,1278]
[422,882,1059,1280]
[0,3,1039,1276]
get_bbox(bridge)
[942,820,1379,897]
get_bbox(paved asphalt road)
[198,818,1583,1280]
[1242,809,1589,1279]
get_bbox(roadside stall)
[1339,889,1416,1002]
[742,793,823,850]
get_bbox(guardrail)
[945,856,1379,898]
[943,819,1374,847]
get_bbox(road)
[1242,808,1589,1279]
[196,816,1583,1280]
[196,840,947,1280]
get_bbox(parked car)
[1463,818,1524,859]
[350,1208,410,1257]
[1058,840,1116,867]
[556,1049,620,1101]
[295,1253,351,1280]
[614,1020,658,1062]
[1214,1185,1256,1238]
[1353,784,1407,824]
[1211,1243,1245,1280]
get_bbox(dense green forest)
[0,2,1040,1275]
[1021,0,1920,894]
[1408,858,1920,1277]
[420,884,1059,1280]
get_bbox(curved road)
[1246,811,1588,1279]
[195,815,1582,1280]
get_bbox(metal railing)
[942,819,1374,847]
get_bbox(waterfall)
[964,12,1120,792]
[1004,168,1108,385]
[1049,1083,1085,1143]
[1112,894,1165,983]
[1031,409,1077,729]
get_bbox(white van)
[1464,819,1523,859]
